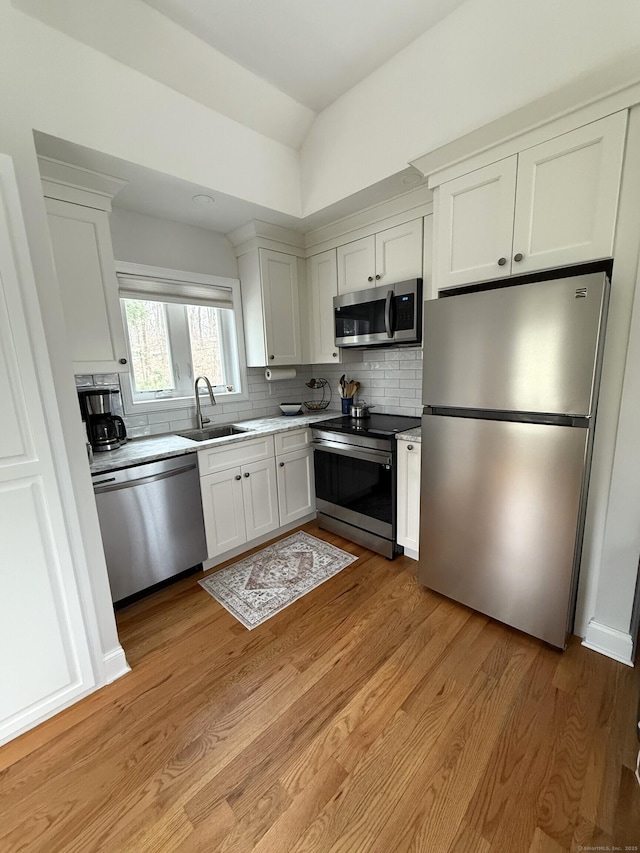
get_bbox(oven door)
[313,438,395,540]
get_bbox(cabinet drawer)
[274,428,310,456]
[197,434,274,476]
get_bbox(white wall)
[109,208,239,279]
[300,0,640,214]
[2,0,301,217]
[13,0,315,149]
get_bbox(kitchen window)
[116,262,247,413]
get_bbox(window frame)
[115,261,248,415]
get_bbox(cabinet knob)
[279,462,285,467]
[367,276,374,282]
[407,444,414,451]
[235,475,241,480]
[497,257,507,266]
[375,274,381,280]
[244,472,250,477]
[513,253,524,262]
[269,354,275,360]
[119,358,128,365]
[332,352,337,358]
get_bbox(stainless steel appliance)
[79,388,127,452]
[92,455,207,604]
[419,269,609,649]
[312,413,421,558]
[334,279,422,348]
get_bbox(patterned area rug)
[198,531,358,629]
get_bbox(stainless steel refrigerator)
[419,271,609,649]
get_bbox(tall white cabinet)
[40,166,129,375]
[0,155,97,746]
[396,439,421,560]
[433,113,627,290]
[238,248,301,366]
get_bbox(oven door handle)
[312,439,393,467]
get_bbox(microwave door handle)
[384,289,394,338]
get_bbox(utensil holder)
[341,397,353,414]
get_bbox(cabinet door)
[375,219,423,286]
[242,458,279,541]
[512,112,627,274]
[307,250,340,364]
[276,448,315,525]
[201,467,246,558]
[259,249,301,366]
[337,235,375,294]
[45,198,127,374]
[0,155,95,745]
[396,440,421,558]
[435,157,517,290]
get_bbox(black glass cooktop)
[313,413,421,438]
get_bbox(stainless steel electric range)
[311,413,421,558]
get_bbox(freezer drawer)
[422,272,608,416]
[93,455,207,603]
[419,415,588,648]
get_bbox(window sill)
[123,390,250,415]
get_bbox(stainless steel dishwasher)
[92,455,207,604]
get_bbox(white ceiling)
[34,132,430,236]
[140,0,468,111]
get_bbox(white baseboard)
[102,646,131,683]
[582,619,634,666]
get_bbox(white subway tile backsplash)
[80,352,425,430]
[127,425,152,438]
[123,414,150,428]
[74,374,94,387]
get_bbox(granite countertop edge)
[89,411,340,475]
[395,427,422,442]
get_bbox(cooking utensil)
[350,402,374,419]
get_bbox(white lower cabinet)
[396,439,421,559]
[199,429,315,561]
[201,457,279,559]
[277,447,315,525]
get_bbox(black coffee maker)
[78,388,127,452]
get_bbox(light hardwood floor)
[1,520,638,852]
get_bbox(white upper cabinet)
[434,113,627,290]
[337,235,375,294]
[374,219,424,286]
[512,113,627,274]
[307,249,340,363]
[239,248,301,366]
[435,158,517,289]
[45,197,128,374]
[337,219,423,294]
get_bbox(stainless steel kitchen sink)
[177,425,250,441]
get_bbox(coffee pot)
[78,388,127,452]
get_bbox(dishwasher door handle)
[93,462,197,494]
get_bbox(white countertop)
[89,411,339,475]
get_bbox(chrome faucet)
[195,376,216,429]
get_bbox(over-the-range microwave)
[334,278,422,348]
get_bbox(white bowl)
[279,403,302,415]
